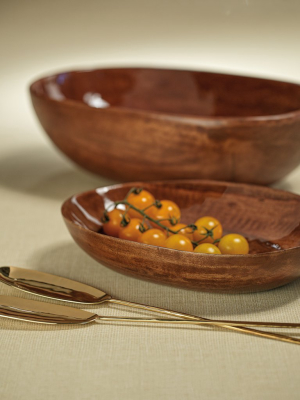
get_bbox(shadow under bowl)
[61,180,300,293]
[30,67,300,185]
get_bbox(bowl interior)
[32,68,300,118]
[63,181,300,254]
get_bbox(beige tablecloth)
[1,1,300,399]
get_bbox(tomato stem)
[104,188,199,242]
[194,225,219,245]
[124,187,139,201]
[142,199,162,212]
[113,200,179,234]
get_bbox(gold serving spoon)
[1,295,300,345]
[0,266,299,344]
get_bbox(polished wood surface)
[30,68,300,185]
[61,180,300,293]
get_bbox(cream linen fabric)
[1,1,300,399]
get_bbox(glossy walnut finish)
[30,68,300,185]
[61,180,300,293]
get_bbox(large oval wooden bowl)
[61,180,300,293]
[31,68,300,185]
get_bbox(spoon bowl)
[0,266,110,304]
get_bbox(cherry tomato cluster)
[102,188,249,255]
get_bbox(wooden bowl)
[31,67,300,185]
[61,180,300,293]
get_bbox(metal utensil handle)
[108,298,300,345]
[95,315,300,345]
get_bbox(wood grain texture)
[30,68,300,185]
[61,180,300,293]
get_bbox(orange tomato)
[147,200,181,229]
[102,209,126,237]
[126,189,155,219]
[170,223,194,240]
[218,234,249,255]
[164,234,193,252]
[118,218,147,242]
[193,216,223,244]
[139,229,166,247]
[194,243,221,254]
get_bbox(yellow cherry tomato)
[118,218,147,242]
[194,243,221,254]
[164,234,193,252]
[102,209,126,237]
[169,223,194,240]
[218,234,249,255]
[139,229,166,247]
[147,200,181,229]
[193,216,223,244]
[126,189,155,219]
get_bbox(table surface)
[1,1,300,399]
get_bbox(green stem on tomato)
[194,225,220,245]
[104,189,218,249]
[142,199,162,212]
[120,208,130,227]
[173,224,197,235]
[124,187,139,201]
[114,200,180,234]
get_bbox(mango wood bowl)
[61,180,300,293]
[31,67,300,185]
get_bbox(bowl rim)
[61,179,300,259]
[30,66,300,124]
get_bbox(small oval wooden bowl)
[30,67,300,185]
[61,180,300,293]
